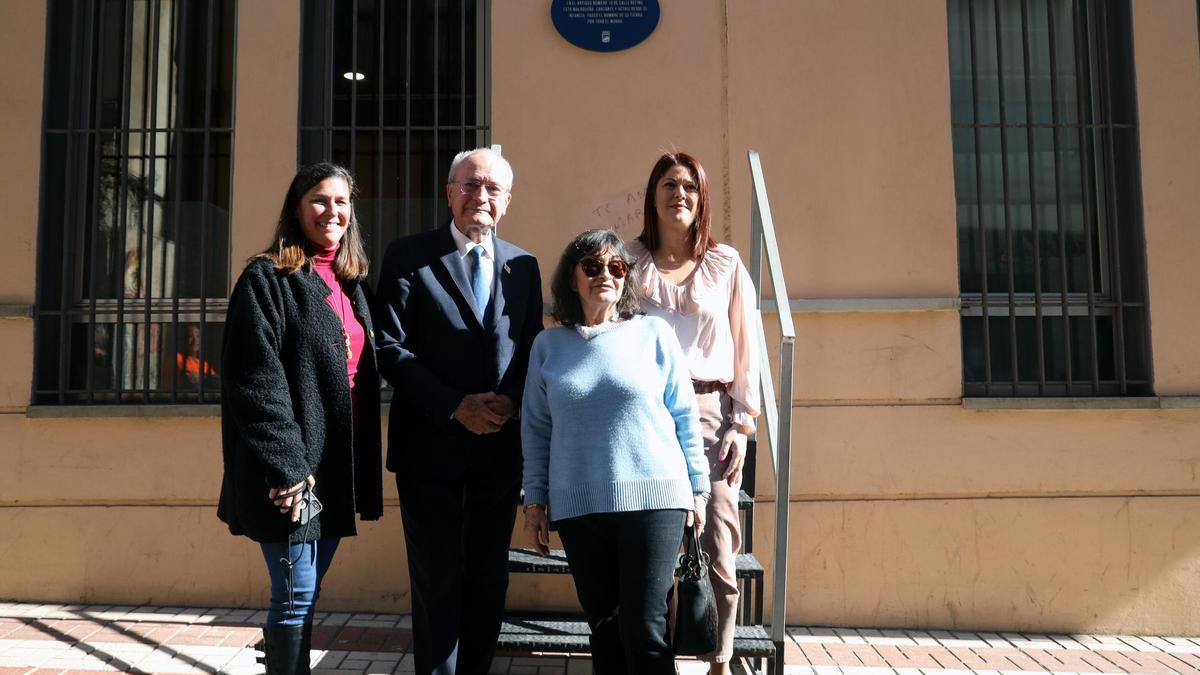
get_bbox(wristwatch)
[523,503,545,514]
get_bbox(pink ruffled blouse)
[626,239,761,429]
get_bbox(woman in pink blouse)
[627,151,761,672]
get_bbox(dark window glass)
[35,0,235,404]
[299,0,489,285]
[948,0,1151,396]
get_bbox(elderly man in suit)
[375,147,543,675]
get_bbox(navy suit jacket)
[374,225,543,477]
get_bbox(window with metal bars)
[298,0,489,281]
[948,0,1152,397]
[34,0,235,405]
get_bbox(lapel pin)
[503,263,511,274]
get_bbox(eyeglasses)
[452,179,509,198]
[579,257,628,279]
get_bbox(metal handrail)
[747,149,795,675]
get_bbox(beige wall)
[750,496,1200,633]
[493,1,730,265]
[0,413,562,613]
[0,1,44,305]
[1135,0,1200,395]
[0,320,34,411]
[230,0,302,265]
[726,1,960,300]
[0,0,45,414]
[494,1,961,302]
[4,0,1200,637]
[782,406,1200,499]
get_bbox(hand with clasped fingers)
[452,392,516,434]
[269,475,315,523]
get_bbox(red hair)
[636,151,716,259]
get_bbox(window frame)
[949,0,1153,397]
[33,0,237,406]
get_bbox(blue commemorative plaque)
[551,0,661,53]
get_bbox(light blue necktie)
[470,245,489,315]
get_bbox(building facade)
[2,0,1199,634]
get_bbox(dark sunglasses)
[579,257,628,279]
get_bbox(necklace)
[332,283,352,361]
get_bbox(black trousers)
[557,509,686,675]
[396,465,520,675]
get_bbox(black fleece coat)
[218,257,383,543]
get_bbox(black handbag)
[671,523,719,655]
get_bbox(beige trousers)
[695,391,742,663]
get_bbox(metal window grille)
[948,0,1152,397]
[298,0,489,281]
[34,0,236,405]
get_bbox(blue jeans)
[259,538,341,627]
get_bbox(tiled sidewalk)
[2,603,1199,674]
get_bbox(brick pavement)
[2,602,1199,674]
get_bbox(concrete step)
[738,489,753,509]
[509,549,764,580]
[497,616,775,657]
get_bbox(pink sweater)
[310,246,365,390]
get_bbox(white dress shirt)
[448,221,495,313]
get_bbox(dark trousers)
[396,467,520,675]
[557,509,686,675]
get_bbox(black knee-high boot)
[263,624,306,675]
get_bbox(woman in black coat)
[219,163,383,675]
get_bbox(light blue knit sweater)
[521,314,710,522]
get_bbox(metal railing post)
[746,149,795,675]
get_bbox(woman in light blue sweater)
[522,229,710,675]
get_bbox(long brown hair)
[636,151,716,260]
[257,162,369,280]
